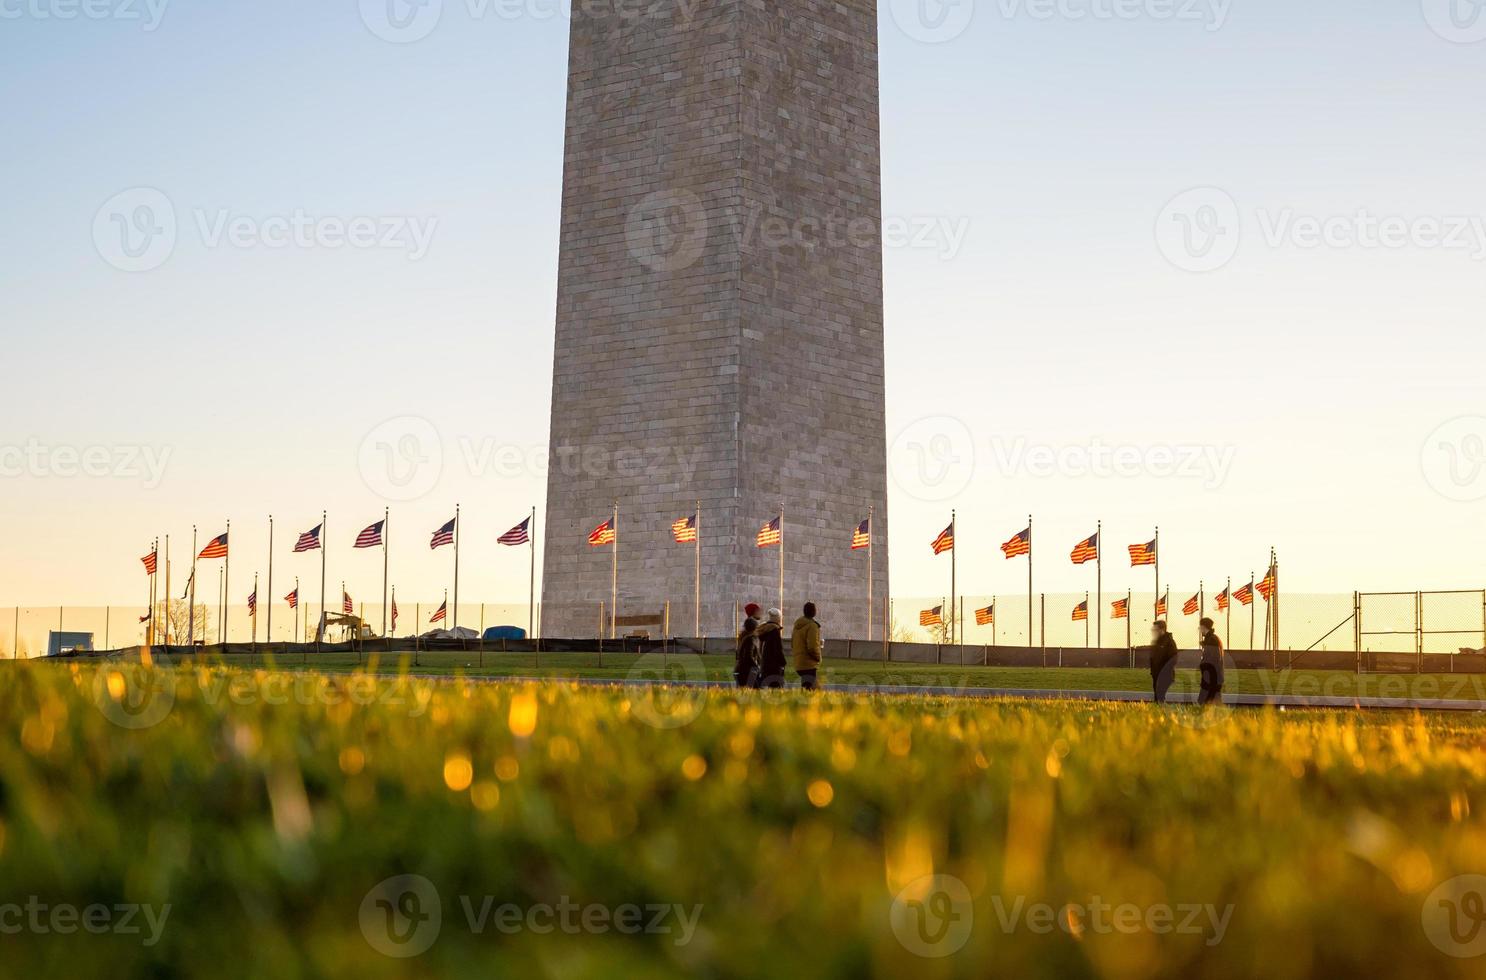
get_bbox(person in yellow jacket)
[791,602,823,690]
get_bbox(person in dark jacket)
[1197,617,1224,706]
[735,611,760,688]
[1147,619,1179,704]
[756,608,787,688]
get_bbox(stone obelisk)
[542,0,889,639]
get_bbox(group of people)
[1146,617,1226,705]
[733,603,1225,705]
[734,601,823,690]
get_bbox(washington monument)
[541,0,889,638]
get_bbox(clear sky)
[2,0,1484,619]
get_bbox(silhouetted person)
[1198,617,1224,706]
[756,608,787,688]
[735,609,760,688]
[1148,619,1179,704]
[792,601,822,690]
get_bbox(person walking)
[1148,619,1179,704]
[791,601,823,691]
[1198,617,1224,706]
[735,604,761,688]
[756,608,787,688]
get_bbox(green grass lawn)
[116,649,1486,703]
[1,662,1483,977]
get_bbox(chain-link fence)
[0,602,542,658]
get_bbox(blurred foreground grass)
[1,661,1484,978]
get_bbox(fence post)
[1416,591,1423,673]
[1353,591,1361,674]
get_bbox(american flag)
[141,549,158,576]
[756,516,781,548]
[1234,582,1255,606]
[1128,539,1157,566]
[247,590,257,616]
[1215,588,1230,612]
[198,532,229,559]
[430,600,447,624]
[431,518,456,550]
[293,525,322,553]
[1157,592,1169,617]
[1001,527,1031,559]
[930,521,954,555]
[1072,600,1088,622]
[343,591,354,615]
[391,597,399,630]
[919,605,943,627]
[354,520,385,549]
[589,518,616,547]
[672,513,698,544]
[285,588,298,609]
[974,604,994,626]
[1069,533,1098,565]
[181,569,193,599]
[499,517,531,546]
[1183,593,1200,616]
[1257,565,1276,601]
[1112,597,1129,619]
[851,518,870,550]
[138,611,151,624]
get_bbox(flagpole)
[528,506,537,639]
[294,576,300,645]
[1126,588,1132,651]
[1084,592,1089,647]
[1027,514,1034,649]
[949,509,957,646]
[148,537,157,645]
[1226,575,1232,648]
[266,516,274,645]
[867,505,874,643]
[217,566,223,644]
[452,503,461,631]
[163,535,171,646]
[1095,519,1102,649]
[778,503,785,615]
[610,500,618,640]
[189,527,197,645]
[1153,526,1160,619]
[1250,570,1256,650]
[222,519,230,644]
[252,572,259,644]
[381,507,389,638]
[319,510,327,651]
[694,498,701,638]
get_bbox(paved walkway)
[461,674,1486,713]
